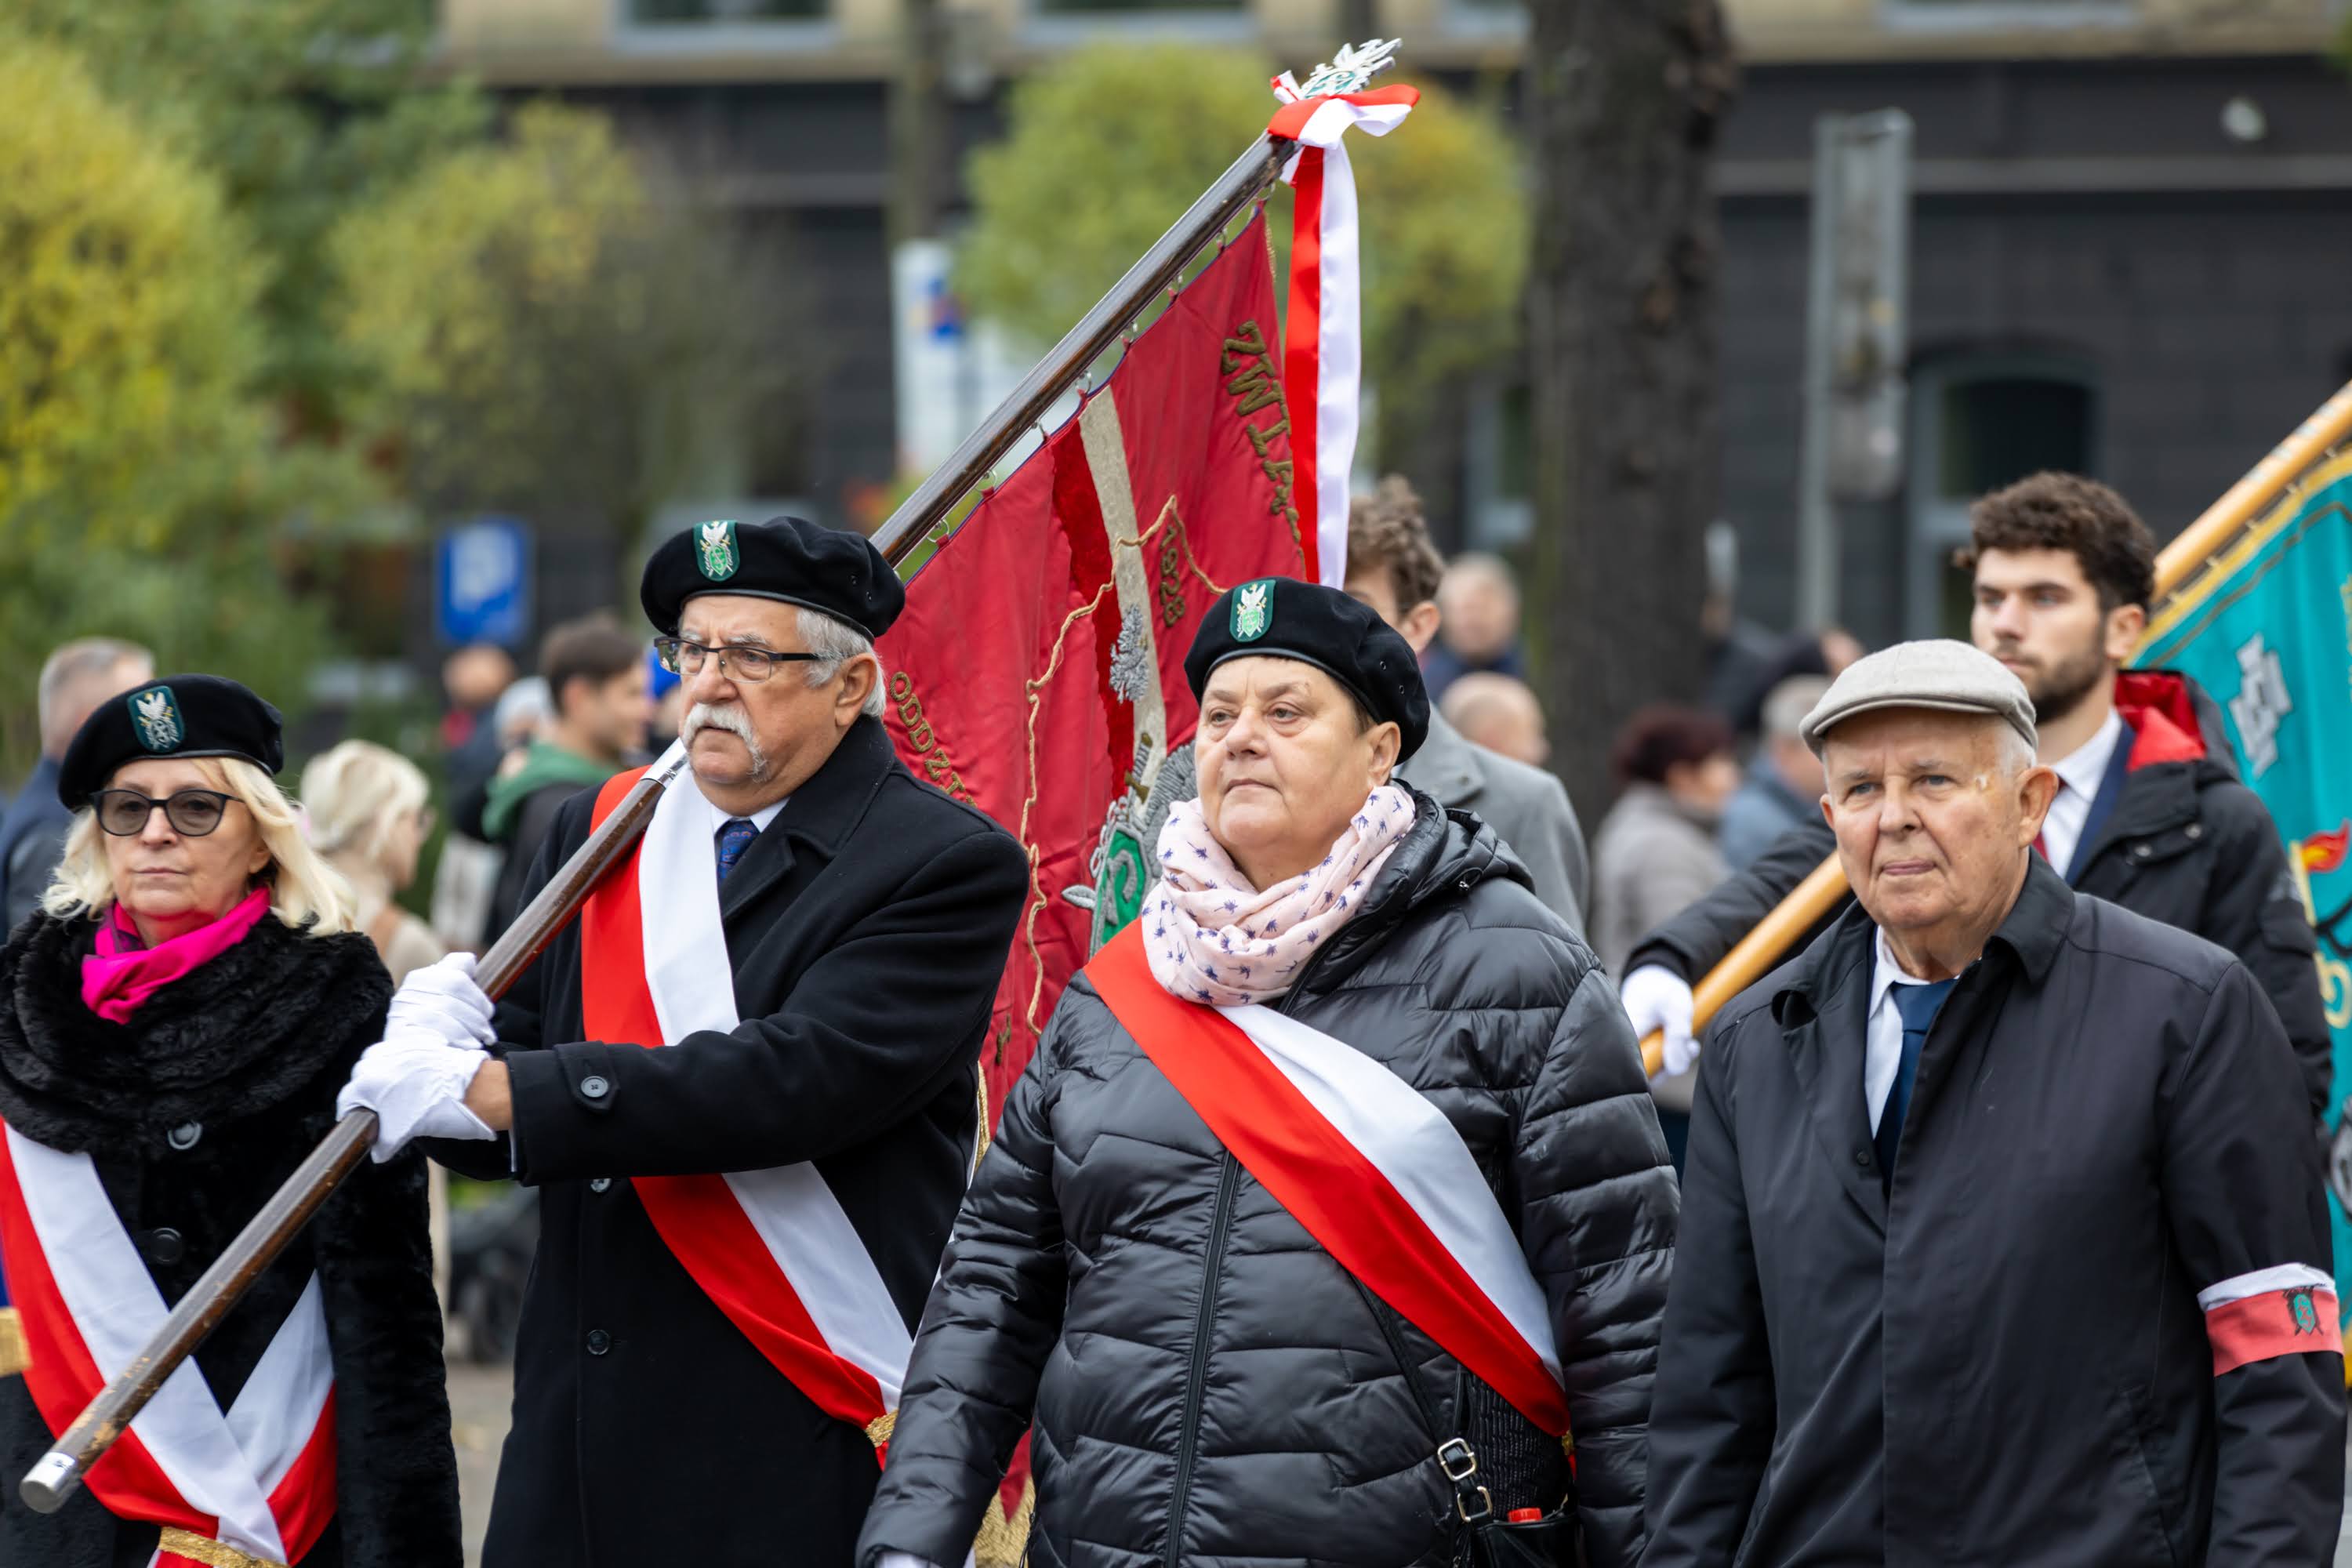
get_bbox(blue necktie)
[714,818,758,885]
[1878,978,1955,1188]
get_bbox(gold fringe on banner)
[0,1308,26,1377]
[973,1475,1036,1568]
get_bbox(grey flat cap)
[1799,639,2038,757]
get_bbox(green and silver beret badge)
[1230,579,1273,642]
[695,519,741,582]
[130,686,183,753]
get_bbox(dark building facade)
[446,2,2352,649]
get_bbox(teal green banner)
[2140,452,2352,1325]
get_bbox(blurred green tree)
[954,43,1526,503]
[0,33,362,774]
[1,0,486,428]
[333,104,810,542]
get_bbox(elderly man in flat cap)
[1642,641,2343,1568]
[341,517,1028,1564]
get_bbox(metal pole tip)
[21,1450,78,1512]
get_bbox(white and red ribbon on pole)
[1268,82,1418,587]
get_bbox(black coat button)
[579,1075,611,1100]
[590,1178,612,1193]
[1853,1148,1871,1167]
[167,1122,201,1151]
[143,1228,186,1267]
[586,1328,612,1356]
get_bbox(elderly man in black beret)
[859,578,1675,1568]
[341,517,1029,1564]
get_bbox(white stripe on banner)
[1218,1004,1563,1383]
[2198,1262,2337,1311]
[632,750,913,1402]
[9,1127,328,1563]
[1277,92,1414,588]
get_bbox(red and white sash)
[0,1125,336,1568]
[579,751,910,1461]
[1085,924,1570,1435]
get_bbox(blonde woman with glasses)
[0,675,459,1568]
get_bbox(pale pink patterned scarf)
[1141,783,1416,1006]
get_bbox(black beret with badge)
[640,515,906,642]
[57,674,285,809]
[1185,577,1431,762]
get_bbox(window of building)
[1033,0,1241,9]
[1022,0,1251,44]
[1906,355,2098,637]
[617,0,833,50]
[1882,0,2134,33]
[628,0,822,20]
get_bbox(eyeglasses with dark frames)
[90,789,241,838]
[652,636,825,685]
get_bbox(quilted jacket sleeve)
[1512,949,1680,1568]
[855,1001,1076,1568]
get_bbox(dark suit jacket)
[434,717,1026,1567]
[1645,862,2343,1566]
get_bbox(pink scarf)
[80,887,272,1025]
[1142,783,1415,1006]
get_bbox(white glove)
[1621,964,1699,1080]
[338,1032,495,1161]
[388,952,495,1049]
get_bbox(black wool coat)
[430,715,1028,1568]
[0,909,460,1568]
[1643,861,2345,1567]
[1628,670,2334,1123]
[858,794,1681,1568]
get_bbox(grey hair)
[794,607,887,719]
[38,637,154,752]
[1992,720,2035,779]
[1762,676,1831,743]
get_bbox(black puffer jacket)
[858,792,1678,1568]
[0,910,461,1568]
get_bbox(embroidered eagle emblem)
[131,687,183,753]
[695,519,739,582]
[1231,579,1272,642]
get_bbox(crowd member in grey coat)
[1343,477,1592,932]
[0,637,151,926]
[1589,708,1739,980]
[862,582,1675,1568]
[1718,676,1828,870]
[1644,641,2343,1568]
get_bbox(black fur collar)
[0,912,392,1154]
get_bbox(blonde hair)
[43,756,356,934]
[301,740,431,874]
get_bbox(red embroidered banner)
[878,214,1304,1114]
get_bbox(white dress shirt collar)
[691,774,787,834]
[1864,928,1964,1135]
[2036,707,2125,878]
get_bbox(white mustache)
[683,702,769,778]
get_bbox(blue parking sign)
[437,517,532,647]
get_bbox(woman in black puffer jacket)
[859,583,1677,1568]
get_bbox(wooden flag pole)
[1639,377,2352,1077]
